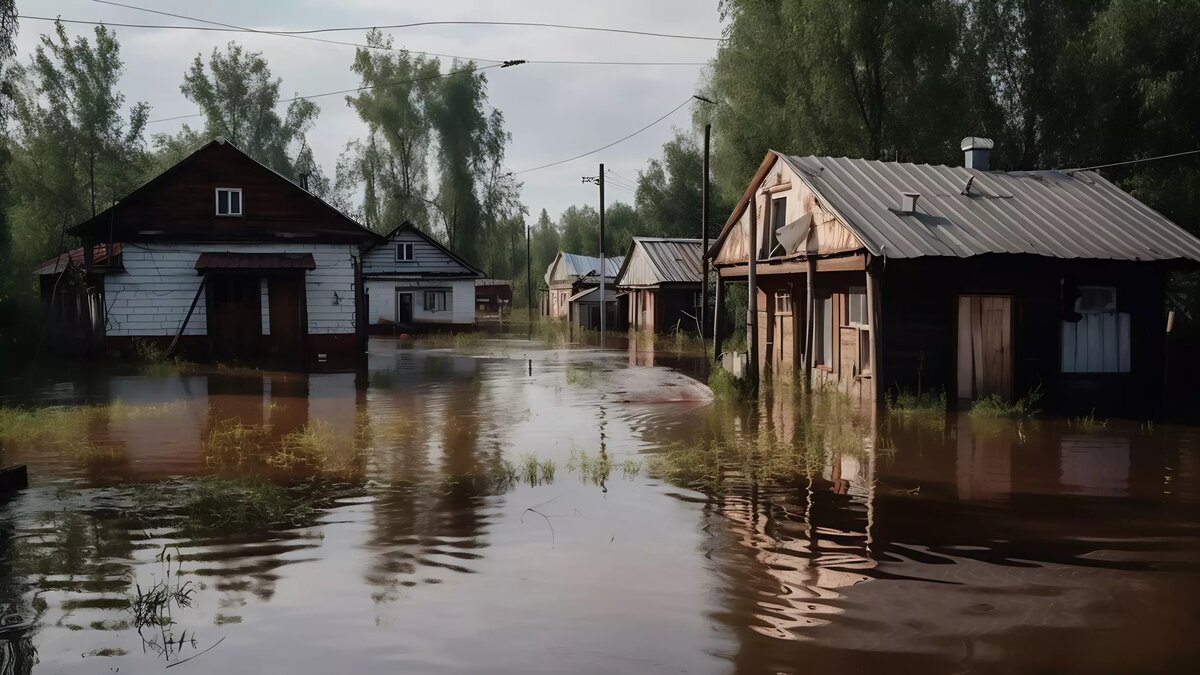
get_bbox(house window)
[215,188,243,216]
[691,290,703,309]
[814,292,833,366]
[845,287,871,373]
[1062,286,1130,373]
[775,290,792,314]
[769,196,787,256]
[396,242,415,262]
[424,290,448,312]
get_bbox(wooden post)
[747,194,759,389]
[598,163,606,343]
[167,274,207,357]
[700,123,711,338]
[804,256,815,393]
[526,220,533,326]
[713,274,724,362]
[866,260,882,406]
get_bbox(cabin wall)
[102,242,358,338]
[879,256,1168,416]
[364,278,475,327]
[547,282,574,319]
[362,228,475,276]
[714,156,861,266]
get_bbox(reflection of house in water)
[956,417,1014,502]
[1060,435,1130,498]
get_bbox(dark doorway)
[208,275,262,361]
[268,274,304,361]
[396,292,414,324]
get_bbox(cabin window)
[691,290,703,309]
[769,197,788,256]
[814,292,833,367]
[1062,286,1130,373]
[843,287,871,374]
[424,290,448,312]
[215,188,243,216]
[396,242,415,262]
[775,290,792,315]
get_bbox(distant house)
[615,237,706,334]
[361,222,481,331]
[709,139,1200,414]
[474,278,513,315]
[542,251,624,322]
[61,138,378,367]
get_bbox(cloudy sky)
[13,0,725,220]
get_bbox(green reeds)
[969,384,1043,419]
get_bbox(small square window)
[424,290,448,312]
[215,188,243,216]
[396,243,415,262]
[847,287,868,326]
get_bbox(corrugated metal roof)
[547,252,625,284]
[772,154,1200,261]
[194,252,316,270]
[568,285,621,303]
[35,243,121,275]
[616,238,706,286]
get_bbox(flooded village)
[3,1,1200,674]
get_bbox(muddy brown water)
[1,335,1199,674]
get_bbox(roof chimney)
[900,191,920,214]
[961,136,993,171]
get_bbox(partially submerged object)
[0,465,27,496]
[0,614,32,639]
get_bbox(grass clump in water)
[969,384,1043,419]
[518,454,557,486]
[707,365,755,402]
[202,418,272,468]
[269,421,366,474]
[131,338,187,376]
[885,387,947,417]
[1069,410,1108,432]
[185,476,314,530]
[632,328,707,355]
[564,362,598,387]
[0,401,179,448]
[415,332,485,352]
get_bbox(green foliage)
[969,385,1044,419]
[155,42,324,191]
[707,363,754,402]
[886,387,948,417]
[185,476,315,530]
[1069,410,1108,432]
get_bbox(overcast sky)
[13,0,724,222]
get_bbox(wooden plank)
[1118,313,1131,372]
[1062,320,1076,373]
[998,297,1012,399]
[971,297,985,396]
[957,296,973,398]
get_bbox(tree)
[342,29,440,231]
[558,204,600,255]
[155,42,323,189]
[7,22,148,265]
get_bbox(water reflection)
[0,336,1198,672]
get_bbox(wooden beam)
[716,253,868,278]
[747,193,759,389]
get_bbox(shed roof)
[546,252,625,284]
[615,238,706,287]
[712,150,1200,262]
[568,285,621,303]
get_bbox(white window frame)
[424,289,448,312]
[846,286,869,328]
[215,187,243,216]
[396,242,415,262]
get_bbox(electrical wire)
[604,171,638,191]
[147,62,505,125]
[1063,149,1200,174]
[513,97,693,175]
[606,169,640,188]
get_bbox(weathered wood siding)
[362,228,475,276]
[365,278,475,326]
[714,156,862,267]
[103,242,358,337]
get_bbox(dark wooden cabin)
[615,237,705,334]
[61,138,380,368]
[710,141,1200,416]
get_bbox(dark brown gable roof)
[69,139,380,245]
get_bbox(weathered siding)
[103,242,358,337]
[714,156,862,266]
[362,228,474,276]
[365,278,475,326]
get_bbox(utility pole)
[526,219,533,325]
[598,162,607,343]
[701,123,711,339]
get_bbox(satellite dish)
[775,212,814,255]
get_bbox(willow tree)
[155,42,323,190]
[7,21,148,264]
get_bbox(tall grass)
[969,384,1043,419]
[631,328,707,355]
[184,476,316,530]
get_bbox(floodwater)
[1,335,1199,674]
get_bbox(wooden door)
[268,275,304,360]
[957,295,1013,400]
[396,292,413,324]
[208,276,262,361]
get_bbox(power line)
[147,62,506,125]
[1063,149,1200,174]
[21,15,710,66]
[604,171,638,191]
[606,169,640,187]
[513,97,693,175]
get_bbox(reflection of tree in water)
[362,354,504,603]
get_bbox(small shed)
[474,278,513,315]
[709,141,1200,415]
[568,285,623,332]
[543,251,624,320]
[615,237,705,334]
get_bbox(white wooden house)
[361,222,482,330]
[63,139,378,368]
